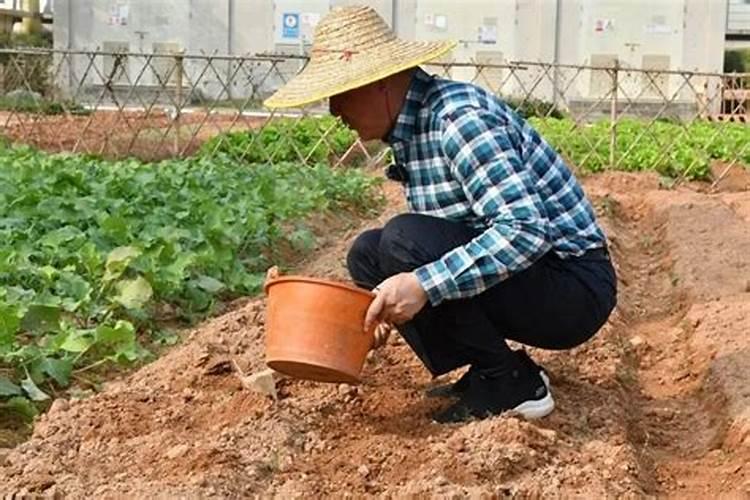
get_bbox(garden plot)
[1,171,748,497]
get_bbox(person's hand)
[364,272,428,332]
[372,322,394,349]
[265,266,280,285]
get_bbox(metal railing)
[0,48,747,186]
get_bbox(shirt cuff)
[414,260,458,307]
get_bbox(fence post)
[609,61,619,168]
[174,52,184,157]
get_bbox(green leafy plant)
[0,145,381,412]
[529,117,750,180]
[503,96,565,119]
[199,116,357,164]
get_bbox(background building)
[726,0,750,50]
[51,0,731,106]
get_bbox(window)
[101,41,130,85]
[641,55,670,98]
[589,54,618,99]
[474,51,505,94]
[151,42,182,86]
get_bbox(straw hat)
[264,6,455,109]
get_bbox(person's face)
[329,81,392,140]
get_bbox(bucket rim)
[264,275,376,299]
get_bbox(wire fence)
[0,48,748,186]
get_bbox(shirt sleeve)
[414,107,553,306]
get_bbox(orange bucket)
[264,276,376,384]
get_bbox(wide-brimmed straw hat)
[264,6,455,109]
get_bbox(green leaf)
[3,396,38,420]
[38,265,58,282]
[113,277,153,310]
[237,272,264,294]
[0,303,22,345]
[57,272,92,312]
[58,272,91,301]
[0,376,22,396]
[153,329,179,346]
[195,275,226,293]
[40,357,73,386]
[289,227,316,252]
[104,246,141,282]
[100,215,130,240]
[40,226,81,247]
[60,330,94,353]
[95,320,135,346]
[21,375,50,401]
[79,242,103,277]
[20,305,62,333]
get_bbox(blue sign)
[282,12,300,39]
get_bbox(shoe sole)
[426,371,551,399]
[509,390,555,419]
[540,371,550,389]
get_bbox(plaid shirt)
[387,68,606,306]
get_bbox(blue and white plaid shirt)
[387,68,606,306]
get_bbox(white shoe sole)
[540,370,551,388]
[510,390,555,419]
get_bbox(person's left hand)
[364,272,428,332]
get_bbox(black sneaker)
[425,350,549,399]
[424,368,474,399]
[432,364,555,423]
[516,349,551,388]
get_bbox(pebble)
[242,369,278,400]
[537,428,558,441]
[357,465,370,478]
[278,456,294,473]
[338,384,358,398]
[165,443,189,460]
[629,335,645,347]
[49,399,70,413]
[447,435,466,453]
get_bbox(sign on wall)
[282,12,300,39]
[594,18,615,33]
[108,2,129,26]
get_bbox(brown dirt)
[0,110,268,160]
[1,172,749,498]
[710,161,750,193]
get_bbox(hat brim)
[264,39,456,109]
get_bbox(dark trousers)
[346,214,617,376]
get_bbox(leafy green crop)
[530,117,750,180]
[199,116,357,164]
[0,145,381,409]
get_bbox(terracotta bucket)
[264,276,376,384]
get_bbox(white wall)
[52,0,730,102]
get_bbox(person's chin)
[356,129,379,141]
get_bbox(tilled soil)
[1,172,749,498]
[0,110,267,161]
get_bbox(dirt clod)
[166,444,189,460]
[239,367,278,400]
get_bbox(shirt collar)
[386,67,433,145]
